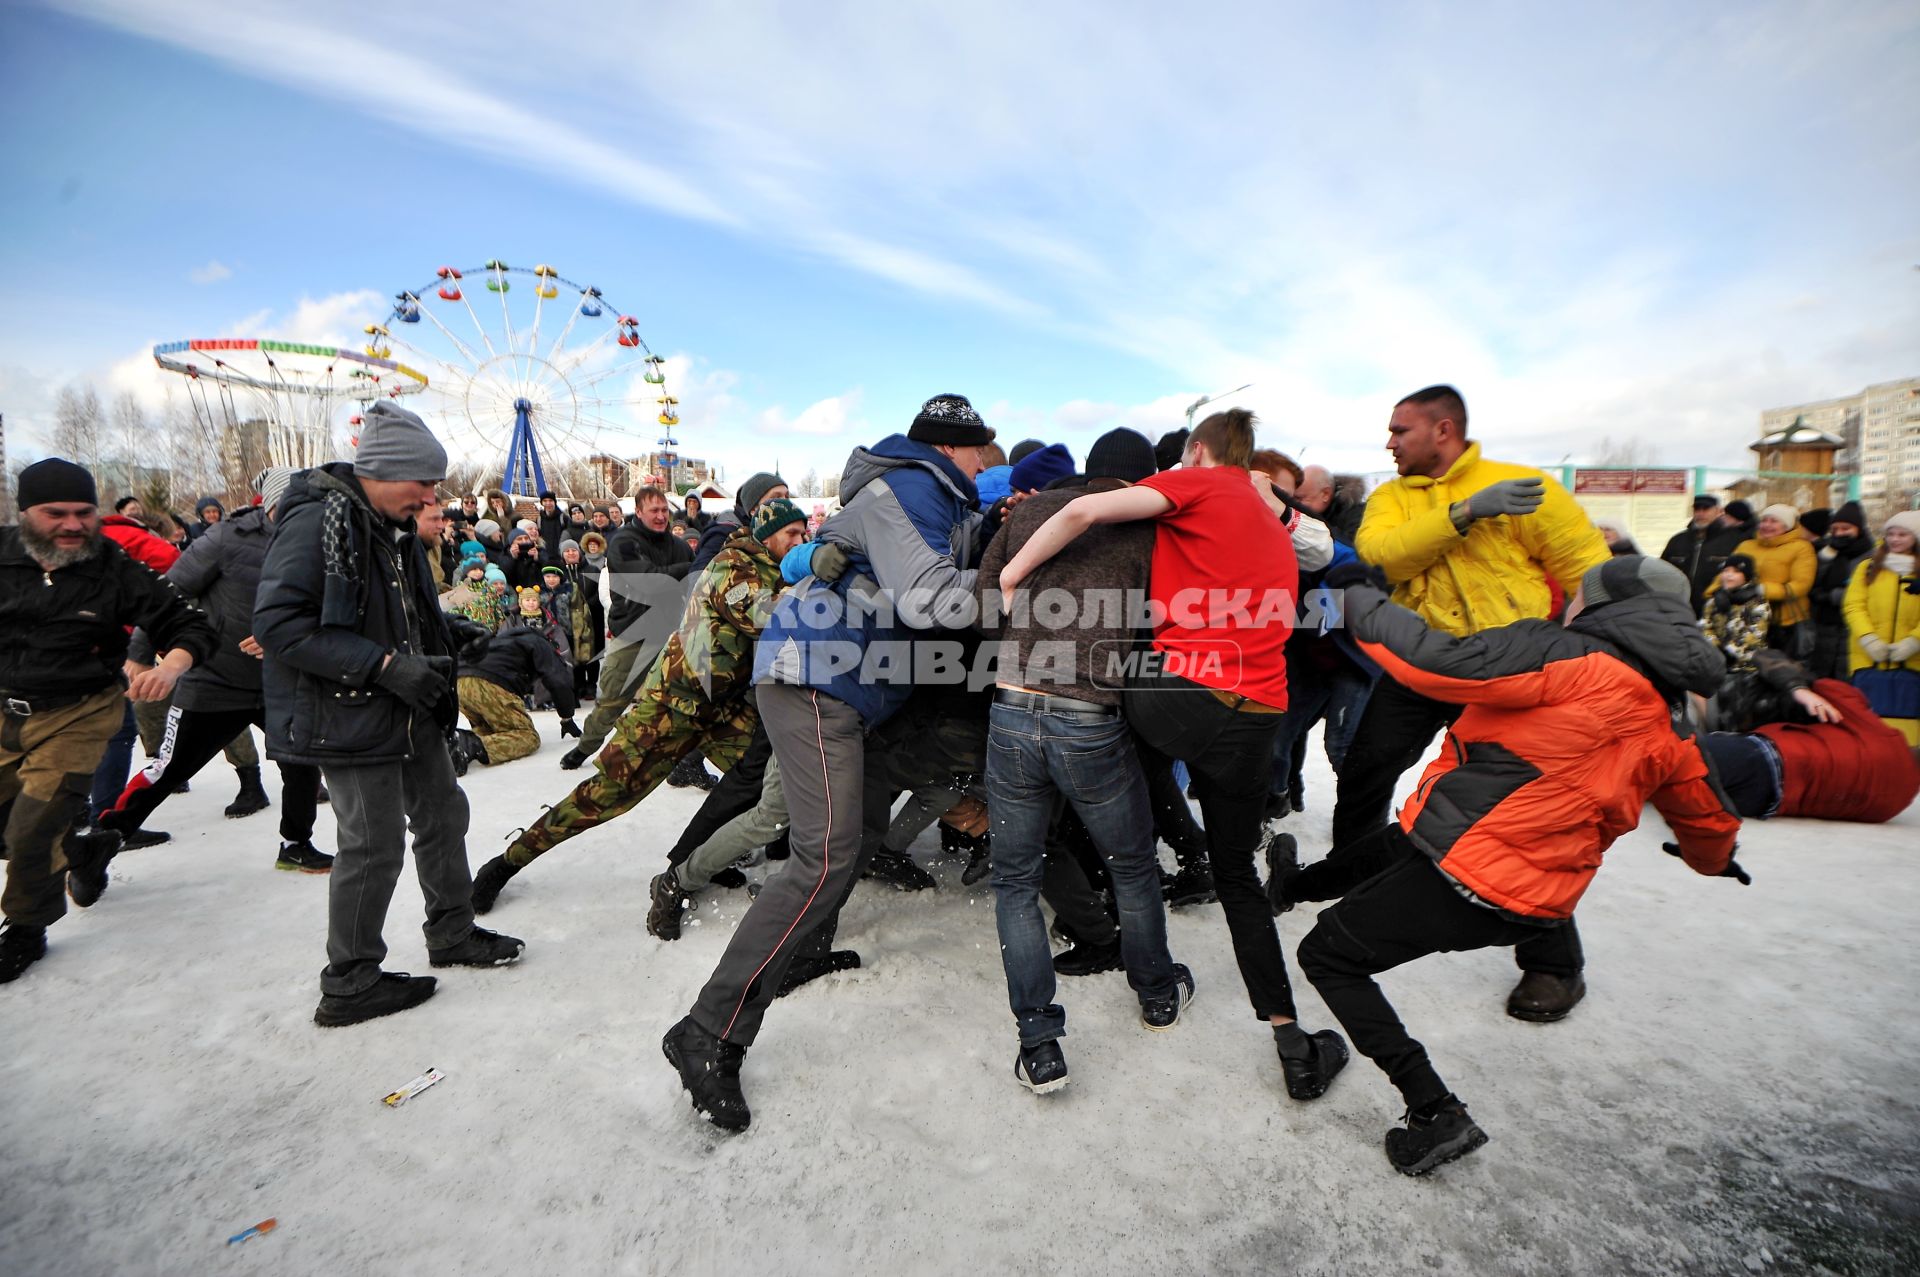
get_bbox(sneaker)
[1141,964,1196,1031]
[275,840,334,874]
[428,925,525,968]
[558,747,588,771]
[64,827,122,909]
[0,923,49,984]
[1385,1095,1489,1176]
[120,828,172,851]
[1279,1028,1350,1101]
[647,869,688,942]
[864,849,936,892]
[470,853,520,914]
[1505,971,1586,1023]
[1163,864,1217,908]
[1264,832,1300,914]
[776,949,862,997]
[667,754,718,790]
[662,1015,751,1131]
[1014,1040,1070,1094]
[961,840,993,887]
[1052,938,1122,977]
[313,971,437,1027]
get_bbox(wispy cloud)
[188,259,230,285]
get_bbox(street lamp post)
[1184,383,1253,431]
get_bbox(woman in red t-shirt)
[999,408,1348,1101]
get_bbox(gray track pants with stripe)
[689,682,867,1047]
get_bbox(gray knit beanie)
[1580,554,1690,611]
[354,401,448,482]
[734,472,786,520]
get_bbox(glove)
[447,616,493,664]
[810,543,851,583]
[1662,840,1752,886]
[1858,634,1892,663]
[376,653,453,710]
[938,794,989,838]
[559,718,582,739]
[1323,561,1387,592]
[1465,477,1546,521]
[1887,637,1920,664]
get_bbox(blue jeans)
[1270,658,1374,798]
[988,695,1178,1047]
[89,705,139,822]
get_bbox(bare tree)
[50,384,105,470]
[1591,435,1658,468]
[797,467,822,497]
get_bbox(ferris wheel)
[371,260,679,496]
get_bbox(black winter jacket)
[691,512,739,571]
[253,464,457,767]
[146,506,274,712]
[607,521,693,637]
[466,628,579,717]
[0,527,219,700]
[537,508,567,564]
[1661,522,1749,616]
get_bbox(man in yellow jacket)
[1324,384,1609,1020]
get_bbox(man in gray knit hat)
[255,402,523,1026]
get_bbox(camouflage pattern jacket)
[654,527,788,711]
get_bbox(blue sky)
[2,0,1915,490]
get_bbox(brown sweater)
[977,479,1155,705]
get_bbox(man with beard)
[1,459,219,982]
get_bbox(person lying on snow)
[1696,648,1920,824]
[1280,554,1745,1177]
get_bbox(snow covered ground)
[3,712,1917,1276]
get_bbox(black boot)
[224,766,271,819]
[452,729,489,777]
[1163,863,1217,907]
[120,828,172,850]
[1264,832,1300,914]
[662,1015,751,1131]
[776,948,861,996]
[64,826,122,908]
[428,925,525,968]
[1275,1024,1349,1101]
[667,753,718,790]
[558,747,589,771]
[1386,1094,1488,1176]
[864,849,936,892]
[470,854,520,914]
[647,869,688,941]
[1052,937,1122,976]
[0,922,49,983]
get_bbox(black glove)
[559,718,582,739]
[376,653,453,710]
[447,616,493,664]
[1323,561,1387,591]
[1662,840,1751,885]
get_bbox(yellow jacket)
[1355,442,1609,637]
[1712,532,1816,627]
[1842,555,1920,675]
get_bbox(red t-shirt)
[1137,466,1296,709]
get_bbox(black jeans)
[1127,673,1294,1020]
[1299,839,1570,1108]
[665,722,772,868]
[1289,824,1583,975]
[1329,674,1460,855]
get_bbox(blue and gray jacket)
[756,435,987,726]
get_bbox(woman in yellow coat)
[1842,510,1920,744]
[1715,503,1817,648]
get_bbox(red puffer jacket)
[1346,585,1741,920]
[101,514,180,574]
[1758,679,1919,822]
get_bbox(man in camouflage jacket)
[469,501,811,910]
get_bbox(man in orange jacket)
[1290,554,1744,1176]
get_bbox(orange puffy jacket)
[1346,584,1741,920]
